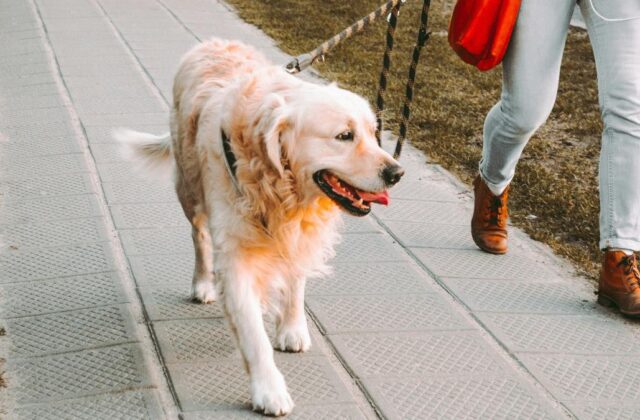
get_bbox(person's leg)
[480,0,577,192]
[581,2,640,316]
[473,0,576,254]
[580,3,640,252]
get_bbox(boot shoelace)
[618,254,640,289]
[486,196,507,227]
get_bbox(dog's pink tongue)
[359,190,390,206]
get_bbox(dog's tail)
[113,128,174,179]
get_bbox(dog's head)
[242,78,404,217]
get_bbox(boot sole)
[597,294,640,318]
[471,234,507,255]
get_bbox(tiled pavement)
[1,0,640,419]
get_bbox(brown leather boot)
[471,175,509,254]
[598,250,640,317]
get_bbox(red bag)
[448,0,522,71]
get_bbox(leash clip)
[285,53,314,74]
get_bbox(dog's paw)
[251,369,294,416]
[276,322,311,353]
[191,281,217,304]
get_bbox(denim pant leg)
[580,3,640,250]
[479,0,576,193]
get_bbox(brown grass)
[226,0,603,281]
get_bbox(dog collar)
[220,128,241,194]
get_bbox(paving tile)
[364,374,563,420]
[12,390,162,420]
[60,60,145,78]
[375,199,470,223]
[8,344,152,405]
[567,402,640,420]
[0,93,63,111]
[0,194,103,224]
[412,248,558,280]
[83,124,167,143]
[65,80,151,98]
[79,112,168,127]
[479,313,640,354]
[0,154,88,179]
[0,272,127,318]
[4,304,136,358]
[154,317,321,364]
[182,404,366,420]
[1,174,94,201]
[342,216,381,233]
[306,294,469,333]
[0,119,75,138]
[171,356,354,411]
[382,221,478,249]
[0,81,58,97]
[119,226,192,255]
[37,0,101,19]
[89,142,128,163]
[96,162,152,183]
[331,330,507,379]
[387,177,461,202]
[520,353,640,403]
[154,318,238,364]
[0,137,82,158]
[109,202,188,229]
[306,261,434,296]
[443,278,595,314]
[0,243,115,283]
[333,233,409,263]
[102,181,177,204]
[1,217,110,250]
[139,286,224,321]
[73,96,165,116]
[129,253,193,286]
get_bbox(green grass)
[226,0,603,281]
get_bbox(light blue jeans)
[479,0,640,251]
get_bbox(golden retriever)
[116,38,404,416]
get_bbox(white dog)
[116,38,404,416]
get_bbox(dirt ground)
[227,0,604,281]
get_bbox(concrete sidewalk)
[1,0,640,418]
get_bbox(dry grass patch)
[227,0,602,280]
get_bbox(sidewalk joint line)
[155,0,202,43]
[93,0,171,108]
[304,305,387,420]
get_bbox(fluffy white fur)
[116,38,402,416]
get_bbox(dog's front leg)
[223,262,293,416]
[276,277,311,353]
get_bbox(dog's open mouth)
[313,170,389,216]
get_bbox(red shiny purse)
[448,0,522,71]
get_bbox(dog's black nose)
[382,163,405,186]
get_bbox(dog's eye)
[335,130,354,141]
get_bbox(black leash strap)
[221,129,241,193]
[394,0,431,159]
[375,1,403,146]
[285,0,404,74]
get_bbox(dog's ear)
[257,94,289,177]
